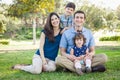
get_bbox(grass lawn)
[0,46,120,80]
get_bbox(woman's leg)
[43,58,56,72]
[14,54,42,74]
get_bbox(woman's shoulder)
[41,29,44,32]
[41,29,46,34]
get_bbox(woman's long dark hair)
[44,12,60,42]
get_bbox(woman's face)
[51,15,60,28]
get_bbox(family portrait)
[0,0,120,80]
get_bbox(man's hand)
[85,53,93,59]
[67,54,76,61]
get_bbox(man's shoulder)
[83,27,92,33]
[64,28,73,34]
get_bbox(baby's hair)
[73,33,86,46]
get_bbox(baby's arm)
[70,48,74,55]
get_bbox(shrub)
[99,36,120,41]
[0,39,9,45]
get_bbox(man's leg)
[56,56,76,72]
[56,54,107,73]
[91,53,108,67]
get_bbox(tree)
[0,4,8,33]
[8,0,55,17]
[8,0,55,44]
[116,5,120,20]
[79,5,107,31]
[0,19,6,33]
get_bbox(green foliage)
[0,47,120,80]
[0,39,9,45]
[0,14,7,33]
[99,36,120,41]
[80,5,107,30]
[13,26,42,40]
[0,4,9,33]
[116,5,120,20]
[0,20,6,33]
[1,23,42,40]
[0,17,22,39]
[8,0,55,17]
[79,4,118,31]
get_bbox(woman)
[12,12,63,74]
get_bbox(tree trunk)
[32,18,36,45]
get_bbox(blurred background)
[0,0,120,46]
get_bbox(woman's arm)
[39,32,47,65]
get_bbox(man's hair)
[74,10,86,19]
[66,2,76,10]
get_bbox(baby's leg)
[84,56,92,73]
[74,60,83,75]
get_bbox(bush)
[0,39,9,45]
[99,36,120,41]
[12,26,42,40]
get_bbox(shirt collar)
[63,14,72,19]
[71,27,86,33]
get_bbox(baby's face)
[75,38,84,48]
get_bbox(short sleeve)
[59,33,67,48]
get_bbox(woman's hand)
[42,59,48,71]
[42,59,47,65]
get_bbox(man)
[56,10,107,75]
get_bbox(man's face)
[65,7,74,16]
[74,13,85,27]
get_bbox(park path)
[0,40,39,52]
[0,40,120,52]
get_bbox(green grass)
[0,46,120,80]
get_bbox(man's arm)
[86,46,95,57]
